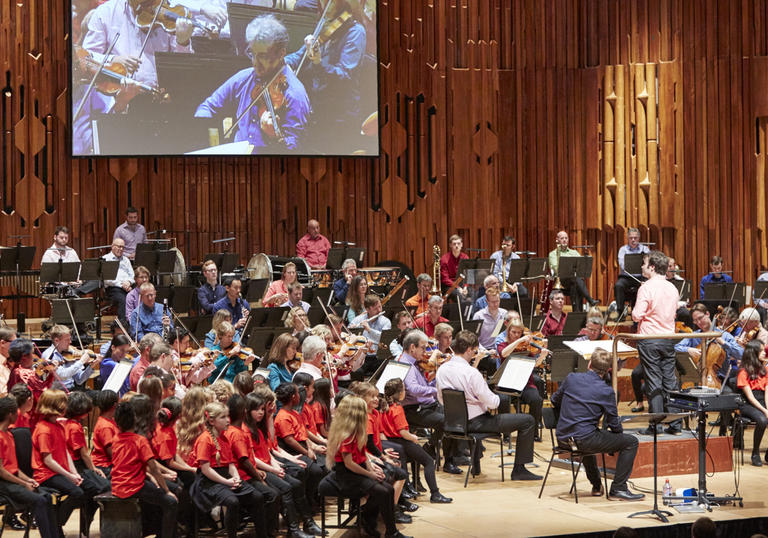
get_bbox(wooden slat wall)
[2,0,768,319]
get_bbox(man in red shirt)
[129,333,163,392]
[296,219,331,270]
[541,289,568,336]
[439,234,468,297]
[415,296,449,338]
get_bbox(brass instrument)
[431,245,441,294]
[500,251,511,293]
[553,243,564,291]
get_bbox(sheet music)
[375,362,411,394]
[186,141,254,155]
[497,357,535,392]
[563,339,635,356]
[102,360,133,393]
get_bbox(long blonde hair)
[203,401,228,467]
[177,386,213,457]
[326,395,368,467]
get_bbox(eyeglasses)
[113,245,124,249]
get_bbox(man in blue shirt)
[613,228,649,310]
[197,259,226,314]
[129,283,172,341]
[489,235,528,298]
[332,258,357,304]
[212,276,250,329]
[551,349,644,501]
[699,255,734,299]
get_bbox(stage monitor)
[70,1,380,157]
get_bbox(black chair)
[0,497,32,538]
[441,389,504,487]
[316,474,362,536]
[94,493,141,538]
[538,406,609,503]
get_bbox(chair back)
[11,427,33,478]
[441,389,469,435]
[542,406,558,430]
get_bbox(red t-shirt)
[380,403,409,439]
[334,436,366,465]
[10,412,31,430]
[274,408,308,443]
[366,409,383,452]
[311,401,327,428]
[152,423,177,462]
[193,429,234,468]
[63,418,87,461]
[223,425,256,482]
[92,416,119,468]
[737,369,768,392]
[111,432,155,498]
[301,404,318,436]
[249,425,271,463]
[0,430,18,475]
[32,419,69,484]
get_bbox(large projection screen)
[70,1,379,157]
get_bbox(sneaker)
[608,301,618,314]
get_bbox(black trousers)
[264,470,311,525]
[105,286,129,323]
[403,401,457,462]
[739,391,768,456]
[614,275,643,309]
[566,430,639,492]
[637,339,678,414]
[467,411,535,466]
[519,385,543,427]
[132,479,178,538]
[38,474,85,529]
[561,277,593,312]
[631,364,645,404]
[0,479,58,538]
[248,478,279,534]
[384,437,439,493]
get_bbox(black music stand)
[557,256,593,281]
[244,278,269,303]
[80,259,119,339]
[40,261,81,284]
[702,282,746,304]
[669,279,693,302]
[326,247,365,270]
[563,312,587,333]
[156,286,195,313]
[0,245,36,303]
[499,298,534,315]
[622,412,692,522]
[51,298,95,325]
[753,281,768,305]
[623,253,645,277]
[134,249,176,280]
[505,259,528,285]
[204,253,240,274]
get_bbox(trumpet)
[431,245,441,294]
[500,250,511,293]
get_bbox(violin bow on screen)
[74,33,120,122]
[294,0,335,76]
[138,1,165,59]
[223,68,286,141]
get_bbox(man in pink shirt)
[632,251,680,434]
[296,219,331,269]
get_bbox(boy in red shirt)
[112,399,178,538]
[91,390,119,474]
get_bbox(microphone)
[515,251,536,256]
[640,242,656,246]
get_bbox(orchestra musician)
[195,15,311,151]
[699,255,733,299]
[125,266,151,322]
[0,328,16,395]
[472,288,507,352]
[405,273,433,316]
[197,260,226,315]
[472,275,510,313]
[612,228,648,312]
[551,349,644,500]
[212,276,250,329]
[296,219,331,270]
[345,275,368,322]
[333,259,358,304]
[632,251,681,435]
[414,296,448,338]
[575,316,607,341]
[113,206,146,259]
[103,238,135,324]
[263,333,301,391]
[129,283,173,340]
[432,323,454,355]
[736,308,768,347]
[285,307,312,337]
[42,325,99,391]
[439,235,468,300]
[284,0,368,154]
[489,236,528,297]
[389,314,415,358]
[280,282,310,313]
[754,270,768,325]
[292,335,328,383]
[666,257,693,329]
[540,289,567,337]
[547,230,597,312]
[7,339,55,401]
[436,330,541,480]
[350,295,390,377]
[128,333,163,392]
[40,226,89,291]
[264,262,298,308]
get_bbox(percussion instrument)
[245,254,312,286]
[160,247,187,287]
[360,267,400,287]
[311,269,338,288]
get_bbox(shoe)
[394,510,412,524]
[430,492,453,503]
[400,489,416,500]
[414,479,427,493]
[664,426,682,436]
[510,468,542,481]
[403,483,420,498]
[608,301,617,313]
[609,489,645,501]
[361,518,381,538]
[591,485,604,497]
[454,456,471,466]
[6,514,26,531]
[534,434,542,443]
[385,532,413,538]
[631,405,645,413]
[442,462,463,474]
[288,523,315,538]
[398,499,419,513]
[303,518,326,536]
[588,298,599,307]
[764,450,768,464]
[752,454,763,467]
[640,425,660,436]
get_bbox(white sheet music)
[102,359,133,393]
[498,357,536,392]
[563,339,635,357]
[375,362,411,394]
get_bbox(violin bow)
[63,298,85,351]
[223,68,287,141]
[74,33,120,122]
[168,305,202,348]
[294,0,335,76]
[114,316,142,357]
[317,296,344,343]
[138,1,164,59]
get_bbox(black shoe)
[288,523,315,538]
[400,489,416,500]
[609,489,645,501]
[631,405,645,413]
[664,426,682,436]
[640,425,660,436]
[5,514,26,531]
[394,510,412,524]
[443,462,463,474]
[403,483,420,498]
[510,468,542,481]
[591,485,604,497]
[362,518,381,538]
[414,479,427,493]
[303,518,326,536]
[385,532,413,538]
[398,499,419,513]
[752,454,763,467]
[430,492,453,503]
[453,456,471,466]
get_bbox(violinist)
[388,312,414,358]
[575,317,608,341]
[128,333,163,391]
[432,323,454,356]
[280,282,310,313]
[285,307,312,337]
[292,336,328,383]
[0,328,17,395]
[350,295,391,353]
[498,320,545,438]
[208,322,256,384]
[736,308,768,347]
[699,256,734,299]
[42,325,99,391]
[414,296,448,338]
[541,289,567,337]
[211,276,250,329]
[7,339,55,401]
[284,0,368,154]
[332,259,358,304]
[405,273,433,316]
[204,309,239,349]
[472,288,507,351]
[196,260,226,315]
[168,328,212,389]
[99,334,133,396]
[195,15,310,151]
[718,307,740,337]
[263,333,301,391]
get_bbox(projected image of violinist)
[195,15,311,153]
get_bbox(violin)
[134,0,218,37]
[251,73,289,140]
[223,343,259,364]
[73,45,163,98]
[287,351,302,373]
[33,357,57,376]
[675,321,693,333]
[60,347,101,366]
[179,346,216,368]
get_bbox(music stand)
[623,412,692,523]
[563,312,587,333]
[623,254,645,276]
[558,256,593,281]
[40,262,81,284]
[505,259,528,285]
[80,258,119,338]
[51,298,95,324]
[0,245,36,285]
[753,281,768,305]
[244,278,269,303]
[703,282,746,304]
[134,249,175,279]
[669,279,692,302]
[523,258,549,280]
[675,352,700,387]
[156,286,195,313]
[204,253,240,274]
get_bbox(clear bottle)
[663,478,672,502]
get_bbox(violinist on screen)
[195,15,311,151]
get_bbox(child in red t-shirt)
[192,401,266,538]
[91,390,119,474]
[8,383,33,430]
[155,396,196,488]
[112,399,178,538]
[736,340,768,466]
[382,378,452,503]
[31,389,85,529]
[292,373,329,451]
[329,395,407,538]
[0,396,58,538]
[311,378,333,438]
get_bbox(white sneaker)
[608,301,617,313]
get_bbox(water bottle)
[663,478,672,504]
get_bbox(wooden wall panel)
[3,0,768,319]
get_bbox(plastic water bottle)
[663,479,672,503]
